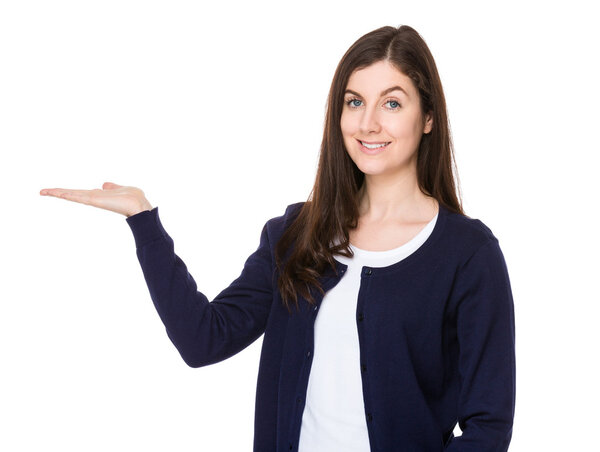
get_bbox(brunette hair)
[275,25,464,313]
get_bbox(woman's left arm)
[445,239,516,452]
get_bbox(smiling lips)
[358,139,391,154]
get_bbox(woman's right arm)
[126,206,274,367]
[40,182,275,367]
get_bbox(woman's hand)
[39,182,153,218]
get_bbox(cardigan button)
[365,267,372,275]
[361,364,367,373]
[367,413,373,422]
[358,313,364,322]
[306,351,311,358]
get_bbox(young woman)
[40,25,516,452]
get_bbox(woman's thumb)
[102,182,121,189]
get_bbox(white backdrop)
[2,0,598,450]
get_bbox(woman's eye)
[345,98,400,109]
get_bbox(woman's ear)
[424,111,433,134]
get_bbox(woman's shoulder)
[440,204,501,258]
[284,201,306,218]
[263,201,306,237]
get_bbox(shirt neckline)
[332,202,449,277]
[348,211,438,259]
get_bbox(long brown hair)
[275,25,464,313]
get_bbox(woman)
[40,25,515,452]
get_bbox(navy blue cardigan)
[126,201,516,451]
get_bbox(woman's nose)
[359,107,381,134]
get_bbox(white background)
[2,0,598,450]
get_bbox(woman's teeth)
[360,141,390,149]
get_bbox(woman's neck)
[357,173,438,224]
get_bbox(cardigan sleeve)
[126,207,274,368]
[445,239,516,452]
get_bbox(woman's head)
[321,24,458,204]
[340,59,433,182]
[276,25,464,312]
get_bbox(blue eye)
[346,98,363,108]
[345,98,400,109]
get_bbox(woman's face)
[340,60,432,180]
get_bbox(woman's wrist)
[127,199,153,218]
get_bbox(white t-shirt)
[298,212,439,451]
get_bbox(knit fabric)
[126,202,515,451]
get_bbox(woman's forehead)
[346,61,416,96]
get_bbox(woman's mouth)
[358,140,391,155]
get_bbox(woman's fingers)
[40,183,152,217]
[40,188,96,204]
[102,182,122,190]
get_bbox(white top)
[297,211,439,452]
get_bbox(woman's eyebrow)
[345,85,408,97]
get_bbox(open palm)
[40,182,153,218]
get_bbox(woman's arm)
[445,239,516,451]
[40,182,275,367]
[126,207,274,367]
